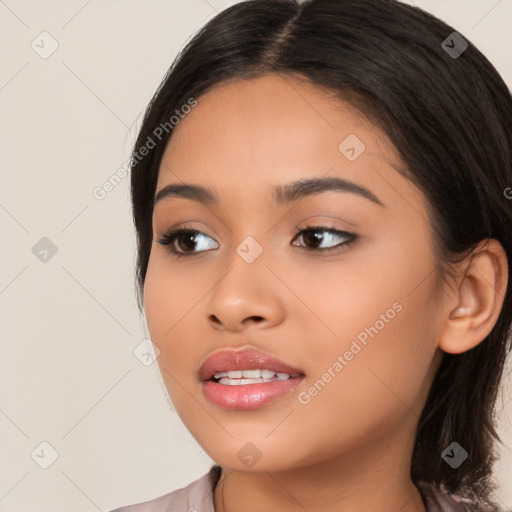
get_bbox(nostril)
[208,314,221,324]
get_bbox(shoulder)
[417,481,509,512]
[107,465,221,512]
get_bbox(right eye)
[156,228,218,258]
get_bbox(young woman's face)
[144,73,447,471]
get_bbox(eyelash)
[156,225,359,259]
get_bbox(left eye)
[156,225,358,257]
[291,226,358,253]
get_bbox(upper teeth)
[214,369,291,380]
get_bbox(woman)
[110,0,512,510]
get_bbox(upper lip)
[199,348,305,381]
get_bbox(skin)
[143,73,508,512]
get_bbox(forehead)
[156,73,422,216]
[162,74,379,173]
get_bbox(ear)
[438,238,508,355]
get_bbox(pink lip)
[199,348,305,411]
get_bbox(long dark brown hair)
[128,0,512,506]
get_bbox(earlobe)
[438,239,508,355]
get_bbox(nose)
[202,250,286,333]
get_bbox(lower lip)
[202,377,305,410]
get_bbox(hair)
[128,0,512,506]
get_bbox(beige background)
[0,1,511,510]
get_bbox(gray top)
[108,465,502,512]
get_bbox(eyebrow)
[153,176,384,207]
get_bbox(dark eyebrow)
[154,183,219,206]
[273,177,384,206]
[154,177,384,207]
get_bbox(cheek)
[294,300,438,467]
[144,253,199,339]
[281,246,431,361]
[143,254,204,379]
[293,231,440,418]
[309,302,438,436]
[144,261,205,417]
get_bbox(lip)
[199,348,306,411]
[199,348,305,381]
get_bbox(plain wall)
[0,1,511,510]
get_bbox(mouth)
[199,348,305,382]
[210,368,303,386]
[199,348,305,410]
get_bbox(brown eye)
[157,228,218,257]
[291,226,358,253]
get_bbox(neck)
[213,426,427,512]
